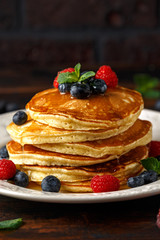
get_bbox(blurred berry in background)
[0,100,19,114]
[154,100,160,111]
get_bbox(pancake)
[6,82,151,194]
[7,141,120,166]
[26,86,143,130]
[7,118,134,145]
[20,145,148,192]
[34,119,152,157]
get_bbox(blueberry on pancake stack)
[6,64,152,192]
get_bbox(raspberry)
[149,141,160,157]
[95,65,118,88]
[0,159,16,180]
[53,68,75,88]
[90,175,120,193]
[53,76,59,88]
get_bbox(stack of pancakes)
[6,86,152,192]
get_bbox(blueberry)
[127,176,145,188]
[13,111,27,125]
[14,171,29,187]
[90,79,107,95]
[0,145,9,159]
[58,83,72,93]
[70,83,91,99]
[5,102,19,112]
[9,169,20,181]
[154,99,160,111]
[41,175,61,192]
[140,170,158,183]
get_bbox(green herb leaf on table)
[0,218,23,230]
[141,157,160,174]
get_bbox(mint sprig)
[0,218,23,230]
[57,63,95,84]
[141,157,160,174]
[57,72,78,84]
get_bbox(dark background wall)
[0,0,160,108]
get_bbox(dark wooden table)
[0,66,160,240]
[0,195,160,240]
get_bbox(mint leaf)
[0,218,23,230]
[57,72,78,84]
[57,64,95,84]
[79,71,95,82]
[141,157,160,174]
[74,63,81,78]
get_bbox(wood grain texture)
[0,195,160,239]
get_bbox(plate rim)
[1,179,160,203]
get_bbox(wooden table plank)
[0,195,160,239]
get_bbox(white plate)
[0,109,160,203]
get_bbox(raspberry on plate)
[95,65,118,88]
[149,141,160,157]
[90,175,120,193]
[0,159,16,180]
[53,68,75,88]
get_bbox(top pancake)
[26,86,144,130]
